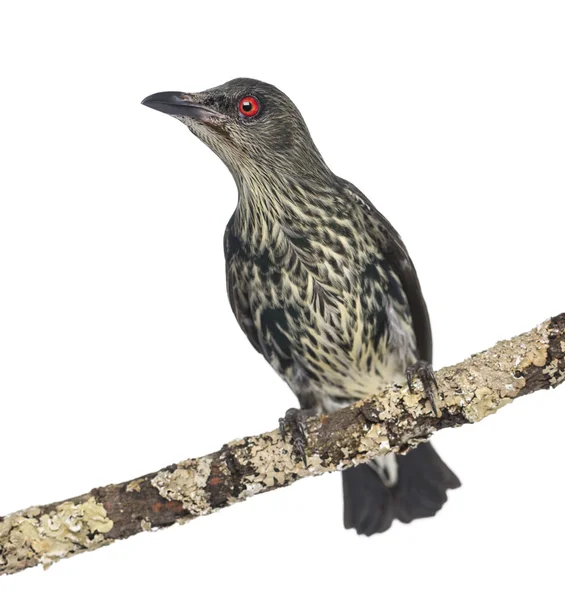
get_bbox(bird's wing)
[224,218,296,370]
[224,218,263,354]
[341,180,433,363]
[226,266,263,354]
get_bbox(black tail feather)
[343,442,460,535]
[343,463,395,535]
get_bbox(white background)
[1,1,564,598]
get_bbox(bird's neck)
[231,165,340,250]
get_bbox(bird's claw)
[279,408,309,467]
[278,417,287,440]
[406,360,441,417]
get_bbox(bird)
[142,78,460,535]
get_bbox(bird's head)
[142,78,329,183]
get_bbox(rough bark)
[1,314,564,577]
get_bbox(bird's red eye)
[238,96,260,118]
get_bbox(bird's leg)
[406,360,441,417]
[279,408,317,467]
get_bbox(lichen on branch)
[1,314,564,577]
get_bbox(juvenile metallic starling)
[142,79,460,535]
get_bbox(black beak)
[141,92,218,120]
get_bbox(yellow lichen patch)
[358,422,390,455]
[438,334,528,420]
[379,388,407,420]
[0,498,114,574]
[151,458,213,516]
[302,452,327,474]
[126,479,144,493]
[140,519,152,532]
[517,345,548,370]
[544,358,565,387]
[463,386,515,423]
[241,432,297,493]
[402,389,424,411]
[237,430,342,495]
[226,437,247,449]
[359,388,403,423]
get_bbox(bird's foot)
[406,360,441,417]
[279,408,313,468]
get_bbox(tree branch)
[1,314,564,576]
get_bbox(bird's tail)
[342,442,460,535]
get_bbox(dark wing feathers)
[341,180,433,363]
[225,216,295,365]
[224,217,262,354]
[225,266,262,354]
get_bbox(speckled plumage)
[143,78,460,534]
[224,173,424,412]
